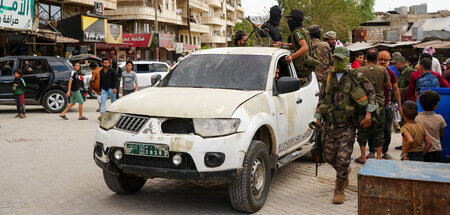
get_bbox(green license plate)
[124,143,169,158]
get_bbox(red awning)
[183,43,199,51]
[96,43,132,49]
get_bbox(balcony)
[208,0,221,8]
[235,5,244,12]
[189,0,209,12]
[202,16,226,26]
[105,6,155,20]
[226,3,234,12]
[66,0,118,10]
[201,35,227,44]
[226,19,235,26]
[190,23,209,33]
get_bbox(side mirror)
[277,77,301,94]
[151,74,162,86]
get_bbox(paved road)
[0,100,402,214]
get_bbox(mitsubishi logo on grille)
[149,119,158,134]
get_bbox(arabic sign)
[81,15,106,42]
[94,2,104,15]
[123,33,152,47]
[107,23,122,44]
[0,0,34,30]
[159,33,174,48]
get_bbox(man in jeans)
[99,58,119,120]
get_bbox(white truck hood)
[108,87,262,118]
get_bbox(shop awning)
[182,43,200,51]
[37,29,79,43]
[414,40,450,49]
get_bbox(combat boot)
[332,179,345,204]
[344,166,351,188]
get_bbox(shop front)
[122,33,153,60]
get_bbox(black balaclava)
[269,6,282,26]
[287,10,304,32]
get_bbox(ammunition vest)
[319,70,369,126]
[291,27,320,78]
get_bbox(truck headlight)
[193,119,240,137]
[100,112,122,130]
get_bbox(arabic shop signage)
[0,0,34,30]
[123,33,152,47]
[107,23,122,44]
[81,15,106,42]
[94,2,104,15]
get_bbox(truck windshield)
[161,54,271,91]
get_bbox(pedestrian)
[376,50,402,160]
[13,69,26,119]
[315,46,376,204]
[423,46,442,75]
[308,24,332,82]
[261,5,283,43]
[351,51,364,69]
[400,100,432,161]
[415,58,440,100]
[112,59,122,99]
[416,90,447,162]
[59,61,88,120]
[324,31,337,55]
[89,62,102,112]
[283,9,319,79]
[122,61,138,96]
[405,53,449,102]
[356,49,392,163]
[393,55,415,102]
[234,30,247,47]
[388,52,401,77]
[442,58,450,83]
[99,58,119,120]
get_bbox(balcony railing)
[201,16,226,26]
[201,35,226,44]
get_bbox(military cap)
[445,58,450,66]
[333,46,349,59]
[392,52,402,58]
[307,25,322,35]
[392,55,405,63]
[324,31,336,39]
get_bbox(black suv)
[0,56,84,113]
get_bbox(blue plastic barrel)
[418,87,450,162]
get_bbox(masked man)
[315,46,376,204]
[261,5,283,43]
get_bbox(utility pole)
[187,0,192,45]
[154,0,159,60]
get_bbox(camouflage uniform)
[316,70,376,181]
[311,38,332,82]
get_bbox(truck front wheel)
[103,170,146,194]
[228,140,271,213]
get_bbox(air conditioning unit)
[383,30,399,42]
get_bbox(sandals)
[382,153,393,160]
[355,158,366,164]
[59,115,69,120]
[78,116,88,120]
[14,114,20,118]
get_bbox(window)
[0,60,14,76]
[48,60,72,75]
[153,64,169,72]
[180,35,183,43]
[20,59,50,75]
[185,36,188,44]
[135,64,150,73]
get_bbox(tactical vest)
[319,70,369,127]
[291,27,320,78]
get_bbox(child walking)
[400,101,433,161]
[416,90,447,162]
[59,61,88,120]
[121,61,138,96]
[13,69,26,119]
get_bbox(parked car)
[93,47,321,212]
[0,56,86,113]
[118,60,170,89]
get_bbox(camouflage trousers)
[323,125,356,181]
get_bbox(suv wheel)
[103,170,146,194]
[228,140,271,213]
[42,89,68,113]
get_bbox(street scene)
[1,0,450,214]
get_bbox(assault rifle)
[309,121,324,177]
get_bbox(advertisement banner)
[107,23,122,44]
[159,33,174,49]
[0,0,34,30]
[81,15,106,42]
[123,33,152,47]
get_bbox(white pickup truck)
[93,47,320,213]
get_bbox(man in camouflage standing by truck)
[315,46,376,204]
[308,25,332,82]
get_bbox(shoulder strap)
[20,78,26,87]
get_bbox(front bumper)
[93,144,239,185]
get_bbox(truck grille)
[115,114,149,133]
[109,149,196,170]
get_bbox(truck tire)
[228,140,271,213]
[103,170,146,194]
[42,89,68,113]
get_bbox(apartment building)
[104,0,245,60]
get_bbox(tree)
[278,0,374,42]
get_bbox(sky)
[242,0,450,17]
